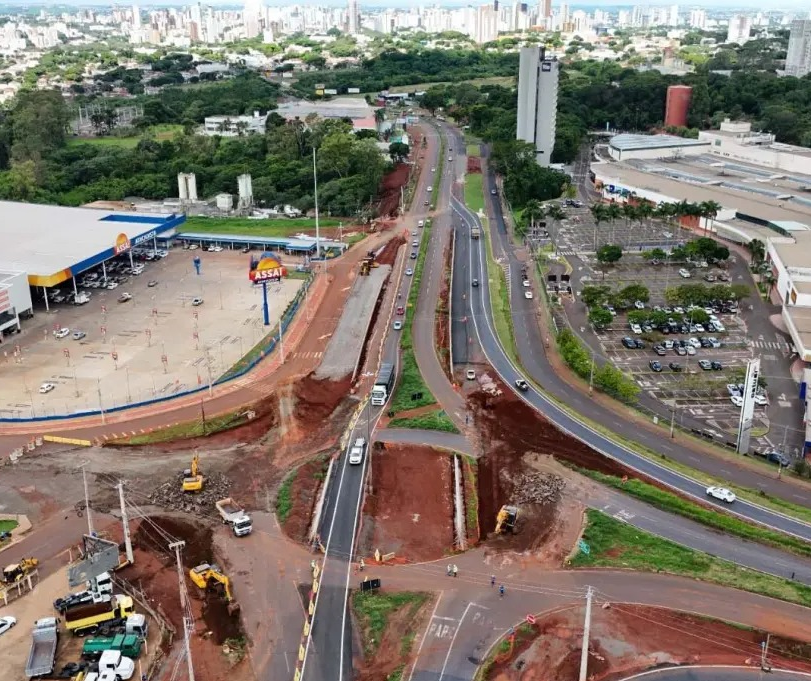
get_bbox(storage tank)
[216,193,233,212]
[665,85,692,128]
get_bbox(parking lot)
[0,248,303,418]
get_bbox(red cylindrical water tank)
[665,85,692,128]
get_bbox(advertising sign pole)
[262,281,270,326]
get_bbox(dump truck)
[65,595,134,636]
[471,225,480,239]
[82,633,144,661]
[97,650,135,680]
[25,617,59,678]
[215,498,253,537]
[371,362,395,406]
[94,614,148,640]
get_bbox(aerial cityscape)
[1,2,811,681]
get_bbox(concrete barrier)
[43,435,93,447]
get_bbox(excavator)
[359,250,379,276]
[495,505,519,534]
[2,557,38,583]
[182,452,204,492]
[189,563,239,614]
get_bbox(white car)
[72,331,86,340]
[212,246,224,252]
[427,185,433,193]
[524,291,533,300]
[191,297,204,306]
[706,486,736,503]
[754,394,768,406]
[412,231,417,236]
[0,616,16,636]
[106,281,119,290]
[686,345,696,356]
[189,244,199,250]
[466,369,476,380]
[522,280,531,288]
[393,320,402,330]
[678,268,691,278]
[431,167,436,172]
[405,268,413,276]
[630,323,642,334]
[711,321,726,332]
[349,438,366,465]
[417,220,424,228]
[634,300,645,310]
[54,327,70,339]
[730,395,744,407]
[688,337,701,348]
[412,240,419,247]
[39,382,55,394]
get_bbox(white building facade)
[516,46,559,168]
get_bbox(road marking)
[431,615,458,622]
[406,592,444,681]
[438,602,476,681]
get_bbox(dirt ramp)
[293,373,353,421]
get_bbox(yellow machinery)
[189,563,239,614]
[359,250,379,276]
[495,505,519,534]
[182,453,204,492]
[2,557,38,583]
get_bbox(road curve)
[619,668,811,681]
[442,127,811,543]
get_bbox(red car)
[396,305,405,315]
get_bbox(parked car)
[706,486,736,503]
[653,345,666,356]
[147,280,158,288]
[191,297,204,306]
[118,293,132,303]
[686,345,696,356]
[669,362,683,372]
[730,395,744,407]
[674,346,687,356]
[630,323,642,334]
[39,382,55,394]
[649,360,663,372]
[54,328,70,339]
[688,337,701,348]
[634,339,645,349]
[678,268,691,278]
[698,360,712,370]
[662,340,675,349]
[634,300,645,310]
[726,384,742,397]
[522,280,531,288]
[72,331,86,341]
[707,337,722,348]
[0,616,16,636]
[763,450,791,467]
[621,337,636,349]
[754,394,768,406]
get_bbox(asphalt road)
[448,146,811,544]
[302,122,444,681]
[619,669,811,681]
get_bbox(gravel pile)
[149,472,232,514]
[509,471,565,506]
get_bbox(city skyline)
[3,1,811,8]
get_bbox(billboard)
[347,87,360,94]
[736,357,760,454]
[249,254,287,283]
[324,88,338,95]
[114,233,131,255]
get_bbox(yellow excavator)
[2,557,38,583]
[495,505,519,534]
[182,452,204,492]
[189,563,239,614]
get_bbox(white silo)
[237,173,253,209]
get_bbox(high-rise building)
[688,9,706,29]
[132,3,141,29]
[244,0,264,38]
[516,46,559,168]
[665,85,692,128]
[474,3,498,43]
[537,0,551,21]
[668,4,678,26]
[348,0,359,34]
[786,19,811,78]
[726,14,752,45]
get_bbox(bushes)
[556,329,639,403]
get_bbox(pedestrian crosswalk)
[751,340,790,351]
[557,249,578,257]
[293,351,323,360]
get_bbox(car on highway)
[730,395,744,407]
[396,306,405,315]
[72,331,86,341]
[427,185,433,193]
[349,438,366,465]
[466,369,476,380]
[678,268,691,278]
[514,379,529,391]
[192,297,204,306]
[706,486,736,503]
[412,231,417,236]
[412,240,419,247]
[472,279,479,287]
[54,327,70,339]
[118,292,132,303]
[417,220,424,228]
[649,360,663,372]
[0,616,16,636]
[524,291,533,299]
[491,188,497,195]
[522,280,531,288]
[39,382,55,394]
[431,167,435,172]
[410,252,417,260]
[406,268,413,276]
[393,320,402,330]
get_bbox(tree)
[619,283,650,303]
[747,238,766,265]
[546,204,566,253]
[420,88,447,116]
[588,307,613,329]
[10,90,70,162]
[374,108,385,132]
[596,244,623,265]
[520,199,545,239]
[581,285,612,308]
[590,203,607,250]
[388,141,409,163]
[699,200,722,236]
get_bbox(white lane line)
[407,591,445,681]
[438,602,474,681]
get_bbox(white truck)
[97,649,135,680]
[215,498,253,537]
[371,363,395,406]
[25,618,59,678]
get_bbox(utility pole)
[117,482,134,565]
[366,400,372,495]
[761,633,771,670]
[79,462,94,536]
[589,352,595,395]
[278,317,285,364]
[578,587,594,681]
[669,404,676,439]
[169,540,195,681]
[313,147,321,263]
[97,378,105,425]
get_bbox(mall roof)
[0,201,184,287]
[609,134,710,151]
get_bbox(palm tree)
[636,201,654,244]
[700,200,722,236]
[520,199,545,240]
[747,238,766,266]
[605,202,623,244]
[374,108,385,133]
[590,203,608,251]
[546,204,566,255]
[622,202,638,248]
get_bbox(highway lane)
[450,180,811,543]
[619,669,811,681]
[301,123,442,681]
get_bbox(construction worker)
[447,564,452,576]
[490,575,496,587]
[359,558,365,572]
[452,565,458,578]
[499,584,505,598]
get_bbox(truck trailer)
[25,617,59,678]
[65,595,135,636]
[82,633,143,661]
[370,362,395,406]
[215,498,253,537]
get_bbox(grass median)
[464,172,519,366]
[352,591,429,657]
[388,409,459,433]
[572,510,811,608]
[580,468,811,559]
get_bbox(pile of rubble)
[477,372,503,397]
[148,472,232,514]
[508,470,565,506]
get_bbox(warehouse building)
[0,201,184,313]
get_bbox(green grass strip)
[573,510,811,608]
[580,468,811,559]
[119,409,250,445]
[352,591,429,657]
[182,215,342,237]
[275,470,295,523]
[388,410,460,433]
